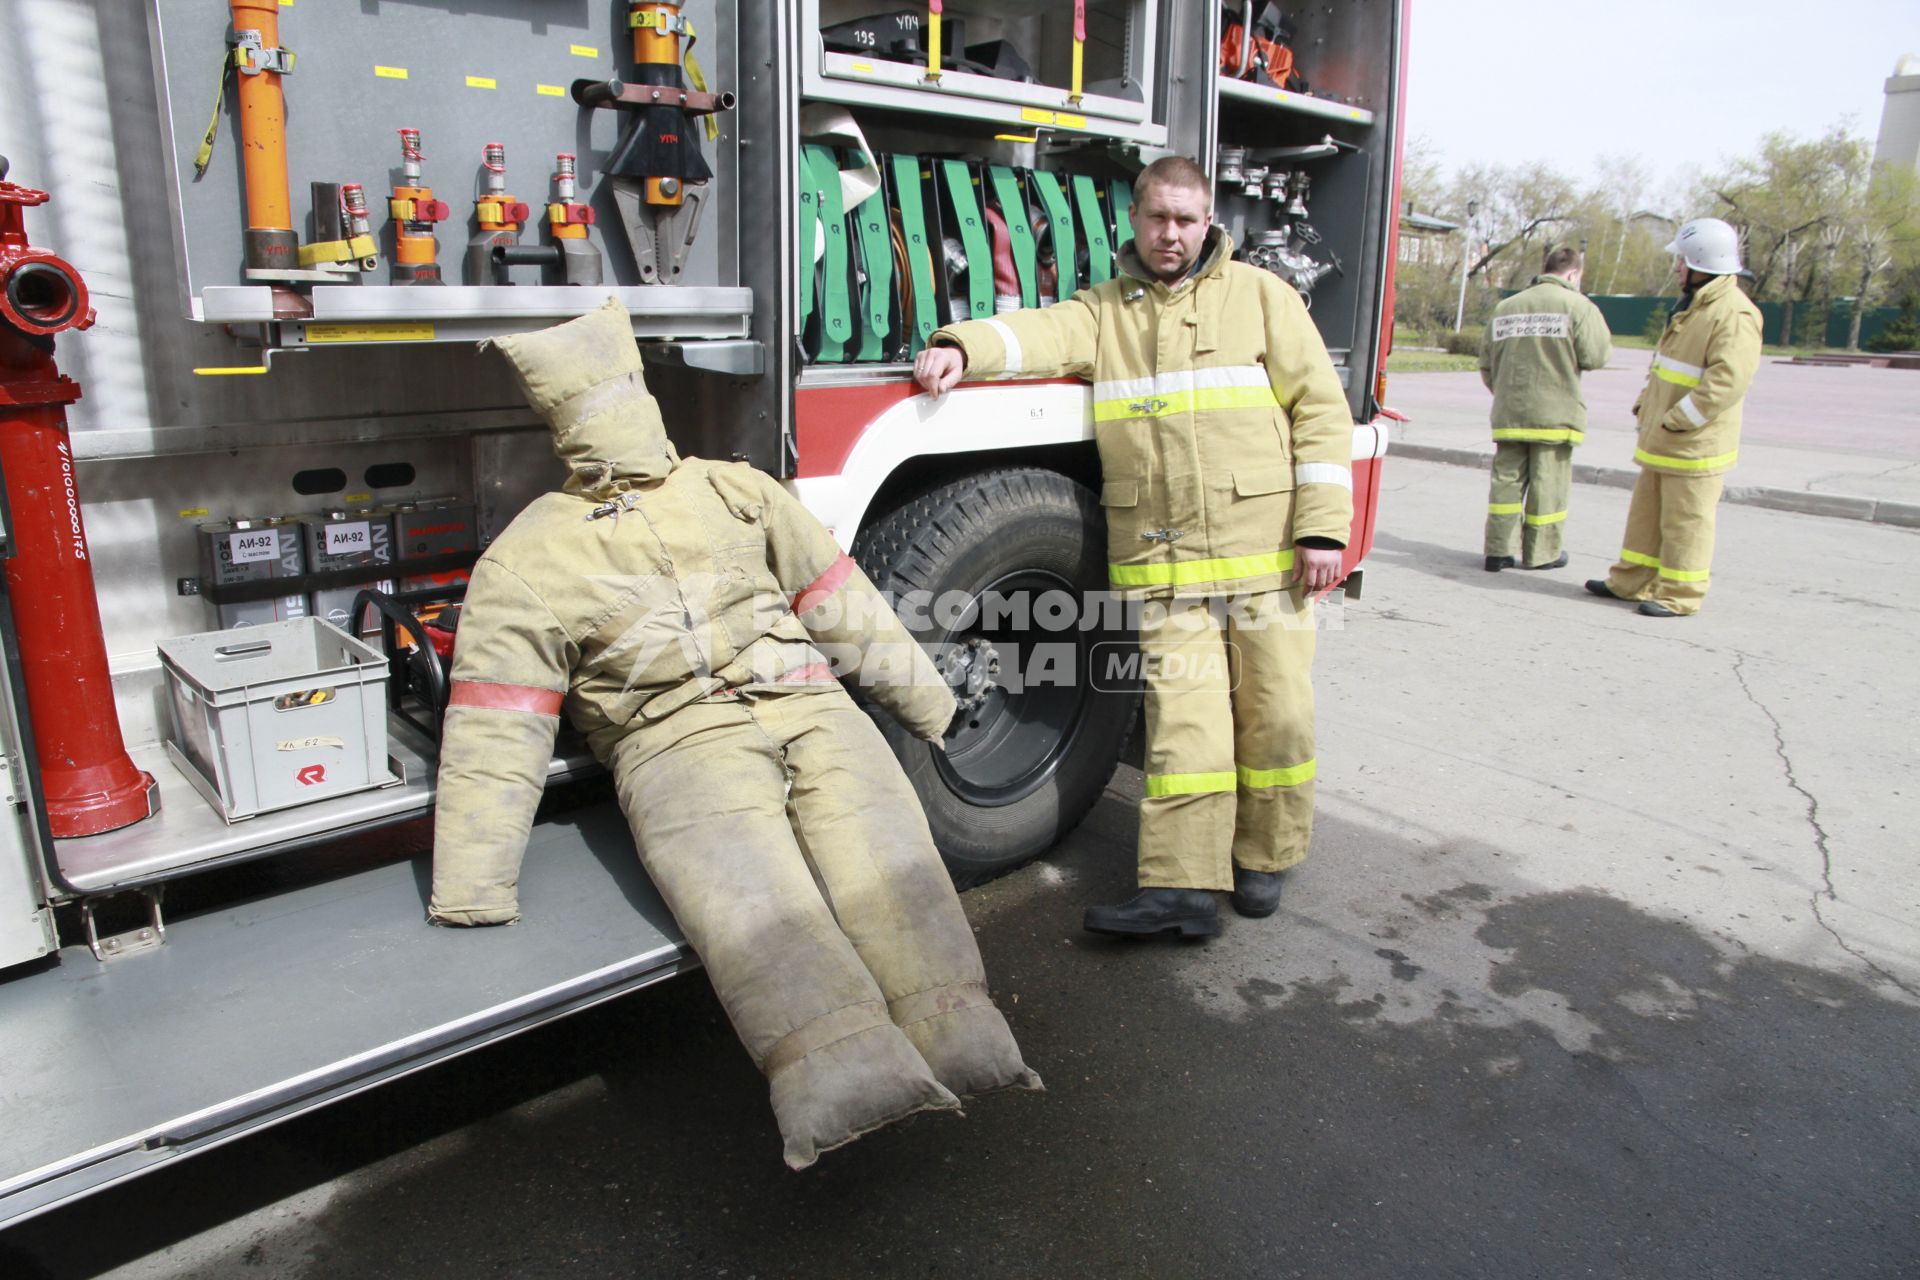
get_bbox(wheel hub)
[941,635,1002,713]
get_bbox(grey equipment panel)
[150,0,745,335]
[0,800,689,1228]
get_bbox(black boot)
[1484,555,1515,572]
[1231,868,1284,918]
[1083,888,1219,938]
[1584,579,1618,599]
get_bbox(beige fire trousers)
[1604,468,1725,615]
[1135,589,1318,890]
[1485,441,1574,565]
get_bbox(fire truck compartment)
[0,796,689,1229]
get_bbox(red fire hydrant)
[0,159,156,836]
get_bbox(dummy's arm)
[708,465,957,742]
[429,560,575,925]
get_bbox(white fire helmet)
[1664,218,1744,276]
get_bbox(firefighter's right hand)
[913,346,966,399]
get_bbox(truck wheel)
[852,468,1140,887]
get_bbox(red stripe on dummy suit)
[792,553,856,615]
[448,680,564,716]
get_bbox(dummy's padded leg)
[610,706,958,1168]
[767,694,1043,1099]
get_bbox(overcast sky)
[1405,0,1920,196]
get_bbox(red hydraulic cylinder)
[0,167,157,837]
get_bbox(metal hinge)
[81,888,167,962]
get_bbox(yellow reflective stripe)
[1524,511,1567,526]
[1487,502,1524,515]
[1657,565,1710,583]
[1620,549,1661,568]
[1237,760,1317,788]
[1144,770,1237,797]
[1651,365,1701,387]
[1490,427,1579,442]
[1109,548,1294,588]
[1635,448,1739,472]
[1652,353,1705,379]
[1092,385,1280,421]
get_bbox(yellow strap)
[1524,511,1567,526]
[1635,447,1738,472]
[684,38,718,141]
[1071,40,1084,102]
[193,49,238,178]
[927,8,942,80]
[1237,760,1316,789]
[1110,548,1294,589]
[1486,502,1524,515]
[1144,770,1237,797]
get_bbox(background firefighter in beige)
[428,299,1040,1170]
[913,157,1353,939]
[1478,245,1612,572]
[1586,217,1762,618]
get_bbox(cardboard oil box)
[158,617,400,822]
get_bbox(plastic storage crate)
[160,618,400,822]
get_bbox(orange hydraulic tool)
[389,128,449,286]
[492,154,603,285]
[571,2,735,283]
[227,0,302,279]
[465,142,531,285]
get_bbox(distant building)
[1874,53,1920,171]
[1398,204,1461,266]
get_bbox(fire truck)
[0,0,1403,1222]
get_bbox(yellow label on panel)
[303,323,436,344]
[192,365,270,376]
[1057,112,1087,129]
[179,507,210,519]
[570,44,599,58]
[343,493,372,503]
[851,61,876,73]
[536,83,565,97]
[466,75,497,89]
[1020,107,1056,124]
[374,65,408,80]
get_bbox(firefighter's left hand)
[1296,545,1343,593]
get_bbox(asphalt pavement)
[3,458,1917,1279]
[1387,346,1920,526]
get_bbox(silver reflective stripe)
[983,318,1023,376]
[1676,394,1707,426]
[1294,462,1352,490]
[1653,353,1705,379]
[1092,365,1271,402]
[1490,312,1571,341]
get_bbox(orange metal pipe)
[632,3,680,66]
[230,0,292,232]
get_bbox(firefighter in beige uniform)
[1479,246,1612,572]
[914,157,1354,939]
[429,300,1039,1170]
[1586,218,1761,617]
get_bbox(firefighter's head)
[1131,157,1213,284]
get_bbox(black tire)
[852,468,1141,887]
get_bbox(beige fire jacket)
[931,227,1354,597]
[1632,273,1763,478]
[429,300,955,925]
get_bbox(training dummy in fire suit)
[913,156,1354,940]
[1585,217,1761,618]
[1478,245,1612,572]
[428,299,1041,1169]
